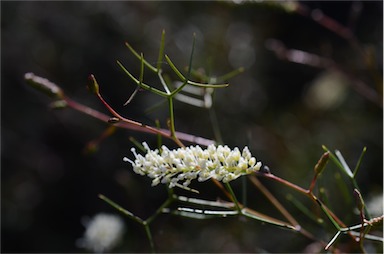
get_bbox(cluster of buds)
[124,143,262,188]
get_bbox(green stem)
[187,33,196,79]
[309,193,341,230]
[322,145,345,172]
[155,119,162,150]
[165,55,229,89]
[146,195,175,225]
[125,42,157,73]
[353,147,367,178]
[143,222,155,253]
[224,182,241,212]
[167,97,184,147]
[215,67,245,82]
[158,70,171,95]
[156,30,166,72]
[117,60,168,97]
[98,194,144,224]
[99,193,175,253]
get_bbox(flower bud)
[87,74,100,94]
[314,152,329,175]
[24,72,64,99]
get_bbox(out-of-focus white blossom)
[124,143,262,188]
[366,193,383,217]
[77,213,125,253]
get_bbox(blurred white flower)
[77,213,125,253]
[124,143,262,188]
[366,193,383,217]
[304,70,349,110]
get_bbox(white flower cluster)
[77,213,125,253]
[365,192,383,217]
[124,143,262,188]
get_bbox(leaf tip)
[87,74,100,94]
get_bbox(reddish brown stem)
[258,172,359,245]
[64,96,214,146]
[248,175,299,227]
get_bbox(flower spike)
[124,143,262,188]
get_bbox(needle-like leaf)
[125,42,157,73]
[117,60,168,97]
[156,30,166,71]
[353,147,367,177]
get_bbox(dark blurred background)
[1,1,382,252]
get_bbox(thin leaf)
[187,33,196,79]
[174,93,206,108]
[129,136,146,153]
[144,98,168,114]
[165,54,186,81]
[164,209,229,220]
[171,80,189,97]
[177,207,239,216]
[166,54,229,93]
[348,231,384,242]
[242,208,296,230]
[335,150,353,178]
[286,194,323,225]
[117,60,167,97]
[123,55,143,106]
[325,231,341,250]
[224,182,241,212]
[98,194,144,224]
[125,42,157,72]
[353,147,367,177]
[322,145,345,172]
[123,86,140,106]
[139,53,144,85]
[156,30,166,71]
[215,67,245,83]
[158,71,171,94]
[175,195,236,209]
[187,80,229,88]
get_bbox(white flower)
[77,213,125,253]
[124,143,262,188]
[366,193,383,217]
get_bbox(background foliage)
[2,1,382,252]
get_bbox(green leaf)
[335,150,353,178]
[98,194,144,223]
[215,67,245,83]
[187,33,196,79]
[353,147,367,177]
[322,145,344,172]
[117,60,167,97]
[166,55,229,89]
[125,42,157,73]
[187,80,229,88]
[165,54,185,80]
[242,208,296,230]
[87,74,100,94]
[156,30,166,71]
